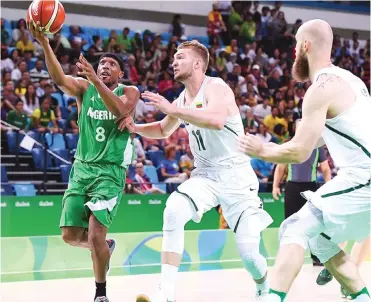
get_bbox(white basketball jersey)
[175,76,250,169]
[314,66,371,173]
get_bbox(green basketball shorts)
[60,160,126,229]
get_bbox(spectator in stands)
[31,97,59,133]
[361,51,370,89]
[68,25,87,49]
[264,106,286,133]
[1,18,10,45]
[131,31,143,53]
[67,110,78,134]
[272,123,288,144]
[256,123,272,144]
[119,27,132,52]
[11,60,27,82]
[2,80,19,111]
[49,32,65,58]
[158,70,173,99]
[39,84,61,119]
[133,162,165,194]
[239,12,256,45]
[179,144,194,177]
[1,46,14,72]
[169,14,185,39]
[30,59,50,83]
[132,137,152,166]
[2,70,11,85]
[6,99,27,130]
[59,52,71,74]
[244,107,258,134]
[267,69,282,90]
[207,3,227,44]
[251,157,274,192]
[128,55,140,85]
[160,144,188,184]
[15,29,35,53]
[14,78,28,97]
[253,96,271,123]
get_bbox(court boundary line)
[0,257,310,275]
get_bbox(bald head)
[296,19,333,56]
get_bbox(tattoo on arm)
[317,74,340,90]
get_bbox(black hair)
[99,53,125,71]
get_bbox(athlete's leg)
[234,211,269,296]
[261,202,325,301]
[324,250,368,296]
[159,192,194,301]
[351,236,371,266]
[88,214,109,282]
[61,226,90,249]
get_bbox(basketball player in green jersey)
[29,22,139,302]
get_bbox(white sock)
[353,294,371,301]
[267,293,282,302]
[256,277,269,293]
[160,264,178,300]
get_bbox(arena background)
[1,1,370,301]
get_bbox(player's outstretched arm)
[117,101,181,138]
[238,76,333,164]
[28,22,88,98]
[141,78,229,130]
[171,79,229,129]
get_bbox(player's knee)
[88,231,106,250]
[279,203,324,249]
[279,214,310,249]
[162,193,193,232]
[61,228,81,246]
[309,235,342,264]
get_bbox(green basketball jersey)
[75,83,134,168]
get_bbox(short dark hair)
[99,53,124,71]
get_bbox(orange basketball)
[27,0,65,34]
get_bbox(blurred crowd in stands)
[1,1,370,194]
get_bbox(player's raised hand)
[141,91,174,115]
[236,132,263,158]
[28,21,49,46]
[116,115,135,132]
[76,54,99,84]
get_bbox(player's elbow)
[210,116,226,130]
[293,149,311,164]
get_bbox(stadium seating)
[51,93,66,108]
[53,149,71,167]
[13,183,36,196]
[1,184,13,196]
[1,166,8,183]
[65,133,79,150]
[144,165,167,192]
[45,133,66,150]
[60,165,72,183]
[57,119,68,131]
[32,148,53,170]
[60,107,70,120]
[147,150,164,167]
[6,131,25,153]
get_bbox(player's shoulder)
[306,72,344,102]
[205,76,231,94]
[122,85,140,98]
[206,76,228,87]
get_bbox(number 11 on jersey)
[192,130,206,151]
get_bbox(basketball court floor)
[2,263,370,302]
